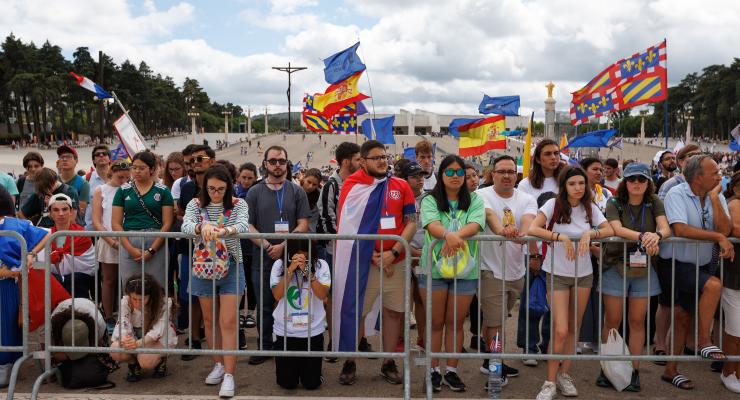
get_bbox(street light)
[187,106,199,144]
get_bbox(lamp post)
[271,63,306,134]
[222,109,230,144]
[187,106,199,144]
[264,106,269,135]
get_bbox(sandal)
[661,374,694,390]
[624,370,641,392]
[652,349,667,366]
[699,345,727,360]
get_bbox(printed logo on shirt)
[125,196,131,201]
[286,285,309,310]
[503,207,516,227]
[154,193,161,202]
[389,190,401,200]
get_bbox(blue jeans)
[516,271,550,354]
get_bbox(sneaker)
[595,369,613,388]
[181,340,201,361]
[556,372,578,397]
[152,358,167,379]
[219,373,235,398]
[358,337,373,352]
[324,340,338,363]
[245,313,256,328]
[479,360,519,377]
[721,372,740,393]
[430,370,442,393]
[126,362,142,382]
[205,363,225,385]
[238,329,248,350]
[339,360,357,385]
[536,380,557,400]
[483,376,509,390]
[443,371,466,392]
[522,358,539,367]
[711,360,725,373]
[380,360,402,384]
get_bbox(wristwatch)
[390,248,401,258]
[147,247,156,255]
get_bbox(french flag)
[69,71,112,99]
[332,169,385,352]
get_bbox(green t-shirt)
[420,193,485,280]
[112,182,173,230]
[603,195,665,277]
[64,175,91,203]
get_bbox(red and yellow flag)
[313,71,369,118]
[458,115,506,157]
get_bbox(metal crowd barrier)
[26,231,412,400]
[0,231,28,400]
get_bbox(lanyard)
[274,184,286,222]
[294,270,303,308]
[382,179,390,216]
[691,197,707,229]
[627,203,646,233]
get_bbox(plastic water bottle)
[488,332,503,399]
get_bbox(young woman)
[420,154,485,392]
[271,239,330,390]
[598,162,669,392]
[722,171,740,393]
[110,274,177,381]
[580,157,611,214]
[181,164,249,399]
[163,152,186,191]
[92,161,131,332]
[518,139,562,199]
[529,166,613,400]
[111,151,174,287]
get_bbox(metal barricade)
[27,231,413,399]
[0,231,29,400]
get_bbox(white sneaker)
[536,380,557,400]
[721,372,740,393]
[205,363,225,385]
[219,373,235,398]
[522,358,538,367]
[557,372,578,397]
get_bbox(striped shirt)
[181,198,250,263]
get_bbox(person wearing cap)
[48,193,97,299]
[653,150,677,193]
[657,144,702,200]
[49,297,107,363]
[57,145,90,225]
[18,167,80,228]
[598,162,670,392]
[84,145,111,230]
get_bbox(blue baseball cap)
[623,162,651,180]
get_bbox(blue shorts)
[600,266,661,298]
[417,276,478,296]
[189,258,245,297]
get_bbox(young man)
[19,168,80,228]
[246,145,310,365]
[334,140,416,386]
[235,162,258,199]
[415,140,436,192]
[654,150,677,193]
[16,152,44,208]
[657,155,733,390]
[602,158,621,193]
[476,155,537,381]
[172,144,197,209]
[84,145,111,230]
[56,145,89,226]
[48,193,96,298]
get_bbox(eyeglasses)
[193,155,211,163]
[93,152,109,158]
[494,169,517,176]
[266,158,288,166]
[626,176,648,183]
[444,168,465,177]
[363,156,386,162]
[207,186,227,194]
[168,166,183,172]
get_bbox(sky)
[1,0,738,120]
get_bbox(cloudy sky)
[1,0,737,119]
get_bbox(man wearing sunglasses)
[246,145,310,365]
[84,145,111,230]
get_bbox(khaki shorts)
[480,271,524,328]
[546,272,593,291]
[362,262,406,315]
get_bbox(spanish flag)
[313,71,369,118]
[559,132,569,155]
[458,115,506,157]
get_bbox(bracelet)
[638,232,645,242]
[656,231,663,240]
[556,233,561,241]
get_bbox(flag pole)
[111,90,149,152]
[356,37,377,140]
[664,38,669,149]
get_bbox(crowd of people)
[0,136,738,399]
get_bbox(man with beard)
[654,150,677,193]
[246,145,310,365]
[84,145,111,230]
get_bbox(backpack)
[58,355,115,390]
[191,199,234,280]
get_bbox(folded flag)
[356,101,369,115]
[563,129,617,149]
[323,42,367,85]
[608,136,623,150]
[361,116,395,144]
[478,95,520,116]
[313,71,369,118]
[69,71,112,99]
[457,115,507,157]
[292,161,302,174]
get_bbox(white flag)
[731,123,740,142]
[113,113,148,156]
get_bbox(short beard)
[665,165,678,172]
[367,168,387,179]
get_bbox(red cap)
[57,144,78,159]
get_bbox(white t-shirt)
[603,177,620,191]
[476,188,537,280]
[271,258,331,338]
[539,198,606,278]
[171,176,190,201]
[423,173,437,192]
[517,176,558,201]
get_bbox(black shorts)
[656,257,713,312]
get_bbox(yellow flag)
[312,72,368,117]
[522,112,533,178]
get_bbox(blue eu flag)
[323,42,367,85]
[478,95,520,116]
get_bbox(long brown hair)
[530,139,562,189]
[163,152,185,189]
[615,176,656,205]
[553,166,593,225]
[124,273,168,334]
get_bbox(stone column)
[545,81,556,140]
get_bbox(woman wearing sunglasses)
[420,154,485,392]
[597,162,669,391]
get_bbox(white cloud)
[269,0,318,14]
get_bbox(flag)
[457,115,507,157]
[501,129,525,137]
[563,129,617,149]
[313,72,369,118]
[608,136,623,150]
[332,114,358,135]
[302,94,334,133]
[570,40,667,125]
[113,113,148,157]
[559,133,570,155]
[332,170,386,351]
[69,72,112,99]
[361,116,395,144]
[448,118,480,138]
[478,95,520,116]
[730,140,740,152]
[356,101,369,115]
[110,143,130,162]
[730,123,740,143]
[323,42,367,85]
[523,112,533,178]
[403,147,416,161]
[292,161,302,174]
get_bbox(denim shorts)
[189,258,245,297]
[600,265,661,298]
[417,275,478,296]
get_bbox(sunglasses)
[93,152,110,158]
[444,168,465,177]
[193,155,211,163]
[626,175,648,183]
[111,161,130,170]
[266,158,288,166]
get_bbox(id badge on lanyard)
[629,250,647,268]
[380,180,396,230]
[274,184,289,233]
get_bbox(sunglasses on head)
[626,175,648,183]
[111,161,130,170]
[444,168,465,177]
[266,158,288,166]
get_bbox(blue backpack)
[528,274,549,318]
